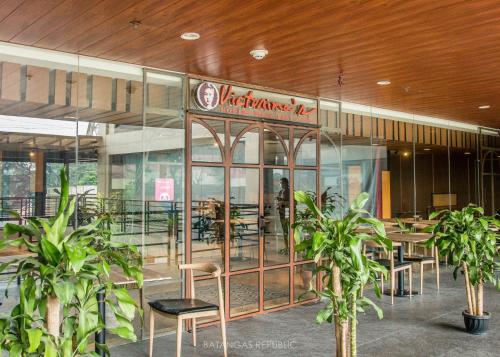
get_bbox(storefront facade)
[0,43,499,342]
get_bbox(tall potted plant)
[0,168,143,355]
[294,191,391,357]
[426,204,499,334]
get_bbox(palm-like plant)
[294,191,392,357]
[426,205,499,323]
[0,168,143,356]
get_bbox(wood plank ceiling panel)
[0,0,500,128]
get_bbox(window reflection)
[192,122,223,162]
[263,128,288,165]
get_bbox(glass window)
[192,121,223,162]
[295,132,317,166]
[233,127,259,164]
[263,128,288,165]
[229,168,259,271]
[191,166,225,271]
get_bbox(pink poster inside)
[155,178,174,201]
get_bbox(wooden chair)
[148,263,227,357]
[405,245,440,294]
[364,241,413,305]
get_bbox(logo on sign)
[195,82,219,111]
[194,81,316,121]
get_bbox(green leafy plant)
[0,168,143,356]
[294,191,392,357]
[426,205,500,316]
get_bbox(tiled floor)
[111,267,499,357]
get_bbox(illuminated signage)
[191,80,317,124]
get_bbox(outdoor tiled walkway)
[111,268,499,356]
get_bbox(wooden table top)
[387,232,432,243]
[0,247,36,263]
[109,266,172,287]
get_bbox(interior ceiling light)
[478,105,490,109]
[403,151,410,157]
[377,80,391,86]
[180,32,200,40]
[250,49,268,60]
[464,152,471,155]
[424,148,431,151]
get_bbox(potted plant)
[426,204,500,334]
[0,168,143,355]
[294,191,391,357]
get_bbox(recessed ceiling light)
[250,49,268,60]
[181,32,200,40]
[377,80,391,86]
[129,20,141,29]
[478,105,490,109]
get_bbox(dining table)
[386,232,432,296]
[95,266,172,356]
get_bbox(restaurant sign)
[190,79,318,125]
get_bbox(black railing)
[0,195,183,238]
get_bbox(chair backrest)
[178,263,225,314]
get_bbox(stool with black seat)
[148,263,227,357]
[404,245,439,294]
[365,241,413,305]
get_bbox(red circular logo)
[195,82,219,111]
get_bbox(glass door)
[187,115,319,321]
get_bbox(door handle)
[259,215,265,233]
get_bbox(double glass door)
[188,115,319,319]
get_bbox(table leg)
[95,289,106,357]
[397,244,405,295]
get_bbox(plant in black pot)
[426,205,500,334]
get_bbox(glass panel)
[230,272,259,317]
[193,278,225,324]
[295,132,317,166]
[204,119,225,147]
[233,128,259,164]
[191,166,225,272]
[230,122,249,145]
[192,122,222,162]
[263,128,288,165]
[320,132,343,217]
[294,263,316,302]
[263,168,290,265]
[342,136,377,213]
[264,268,290,309]
[273,126,290,150]
[230,168,260,271]
[141,71,185,337]
[294,169,316,262]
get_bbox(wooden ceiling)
[1,0,500,128]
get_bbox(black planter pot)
[462,310,491,334]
